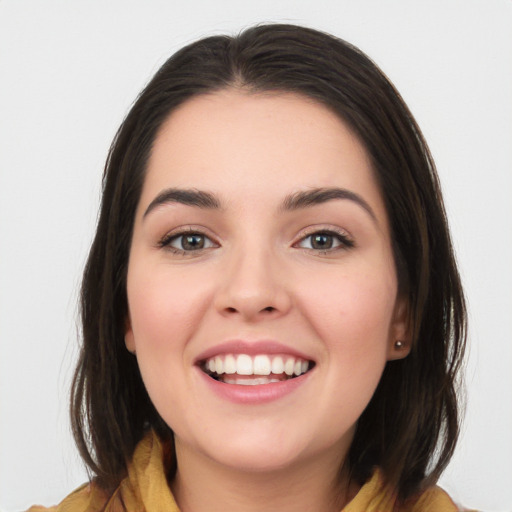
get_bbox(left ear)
[124,314,136,354]
[387,295,412,361]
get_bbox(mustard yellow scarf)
[29,430,463,512]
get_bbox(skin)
[125,89,410,512]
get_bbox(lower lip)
[196,368,312,404]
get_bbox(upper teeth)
[204,354,310,377]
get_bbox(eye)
[160,231,216,253]
[296,230,353,251]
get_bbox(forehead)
[141,89,386,220]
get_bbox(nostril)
[221,305,280,317]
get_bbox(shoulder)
[404,485,474,512]
[26,430,179,512]
[344,470,473,512]
[27,482,112,512]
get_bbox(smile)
[201,354,313,385]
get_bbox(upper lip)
[194,340,315,364]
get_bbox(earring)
[394,340,405,350]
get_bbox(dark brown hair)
[71,23,466,502]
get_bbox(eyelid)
[157,226,220,254]
[293,226,355,252]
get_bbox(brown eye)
[162,232,215,252]
[181,234,205,250]
[297,231,353,251]
[310,233,334,249]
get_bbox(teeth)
[271,357,284,374]
[215,356,224,375]
[236,354,253,375]
[253,355,271,375]
[284,358,295,376]
[224,376,283,385]
[224,354,236,374]
[203,353,311,383]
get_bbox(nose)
[214,245,292,322]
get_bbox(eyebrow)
[143,188,222,218]
[281,187,377,221]
[143,186,376,222]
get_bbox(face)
[125,90,409,474]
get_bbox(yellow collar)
[36,430,460,512]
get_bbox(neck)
[170,441,357,512]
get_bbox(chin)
[172,425,309,474]
[207,443,306,474]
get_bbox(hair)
[71,23,466,502]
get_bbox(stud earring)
[394,340,405,350]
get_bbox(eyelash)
[158,228,354,255]
[294,228,354,254]
[158,229,218,256]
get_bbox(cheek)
[127,263,210,350]
[296,262,397,370]
[303,267,395,326]
[125,263,211,420]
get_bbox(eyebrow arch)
[143,186,376,222]
[281,187,377,222]
[143,188,221,218]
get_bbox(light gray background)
[1,1,511,511]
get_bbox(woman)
[30,24,468,511]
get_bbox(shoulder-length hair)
[72,23,466,502]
